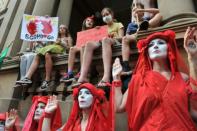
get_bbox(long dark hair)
[58,24,70,38]
[101,7,114,17]
[81,16,95,31]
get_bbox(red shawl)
[22,96,62,131]
[62,83,112,131]
[126,30,197,131]
[0,112,20,131]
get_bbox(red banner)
[76,26,108,47]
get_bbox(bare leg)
[68,46,81,72]
[78,42,99,82]
[26,55,40,79]
[80,46,85,67]
[121,35,136,74]
[122,34,137,61]
[100,38,114,83]
[149,13,162,28]
[45,53,53,81]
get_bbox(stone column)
[57,0,73,26]
[20,0,57,52]
[2,0,36,56]
[0,0,20,51]
[158,0,197,25]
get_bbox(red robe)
[126,71,197,131]
[22,96,62,131]
[0,113,20,131]
[63,83,113,131]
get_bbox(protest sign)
[76,26,108,47]
[21,14,58,42]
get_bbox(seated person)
[42,83,113,131]
[22,96,61,131]
[75,7,124,87]
[0,109,20,131]
[56,25,73,54]
[16,24,72,90]
[60,16,95,82]
[121,2,162,74]
[18,41,46,82]
[133,0,158,21]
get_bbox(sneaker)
[60,72,74,82]
[39,80,50,91]
[16,77,32,84]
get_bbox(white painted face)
[34,102,46,121]
[78,88,93,109]
[0,120,5,131]
[148,38,168,61]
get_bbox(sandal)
[70,81,87,89]
[97,80,111,88]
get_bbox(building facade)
[0,0,197,130]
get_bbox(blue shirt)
[126,16,151,35]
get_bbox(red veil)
[22,96,62,131]
[135,30,188,76]
[0,112,20,131]
[62,83,112,131]
[126,30,197,131]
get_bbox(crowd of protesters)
[1,0,197,131]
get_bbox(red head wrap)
[135,30,188,76]
[22,96,62,131]
[0,112,20,131]
[63,83,112,131]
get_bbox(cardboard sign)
[21,14,58,42]
[76,26,108,47]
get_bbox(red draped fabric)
[62,83,112,131]
[0,112,20,131]
[126,30,197,131]
[22,96,62,131]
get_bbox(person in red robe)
[42,83,113,131]
[112,27,197,131]
[22,96,62,131]
[0,109,20,131]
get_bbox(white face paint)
[78,88,93,109]
[148,38,168,61]
[0,120,5,131]
[34,102,46,121]
[102,15,113,24]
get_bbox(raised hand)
[5,109,17,129]
[45,95,58,114]
[184,27,197,58]
[112,58,122,80]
